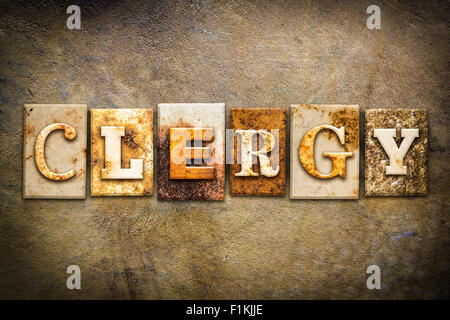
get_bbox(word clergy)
[23,104,427,200]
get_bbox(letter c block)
[23,104,87,199]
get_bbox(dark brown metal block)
[365,108,428,196]
[230,108,286,196]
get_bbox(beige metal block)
[290,104,359,199]
[23,104,87,199]
[90,109,153,196]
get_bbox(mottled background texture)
[0,0,448,299]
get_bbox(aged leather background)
[0,0,448,299]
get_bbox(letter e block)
[157,103,225,200]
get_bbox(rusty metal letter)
[299,125,352,179]
[373,128,419,175]
[34,123,77,181]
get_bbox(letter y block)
[365,108,427,196]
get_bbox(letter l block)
[91,109,153,196]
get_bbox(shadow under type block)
[157,103,225,200]
[365,108,428,196]
[290,104,360,199]
[23,104,87,199]
[90,109,153,196]
[230,107,286,196]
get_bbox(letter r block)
[365,108,428,196]
[23,104,87,199]
[290,104,360,199]
[90,109,153,196]
[230,108,286,196]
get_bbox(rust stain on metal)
[230,108,286,196]
[123,129,139,150]
[299,125,353,179]
[25,124,34,137]
[91,109,153,196]
[303,104,320,111]
[298,125,352,179]
[23,104,87,198]
[329,108,359,152]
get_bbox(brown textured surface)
[0,0,449,299]
[91,109,153,196]
[365,109,428,196]
[230,108,286,196]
